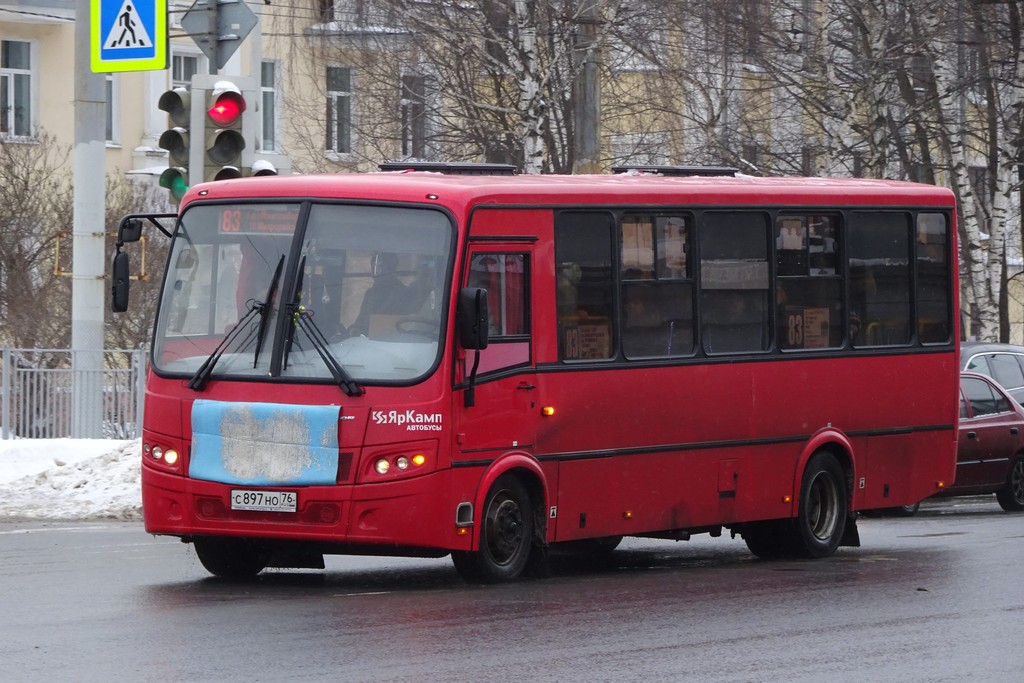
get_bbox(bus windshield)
[152,202,453,384]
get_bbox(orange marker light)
[623,510,633,520]
[782,495,793,504]
[412,454,426,467]
[541,406,555,417]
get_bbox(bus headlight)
[140,432,185,475]
[361,441,438,482]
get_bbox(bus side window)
[556,212,615,360]
[916,212,951,344]
[619,214,694,359]
[466,253,530,374]
[775,214,842,350]
[699,212,770,354]
[849,212,911,347]
[468,254,527,337]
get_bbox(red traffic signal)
[207,91,246,127]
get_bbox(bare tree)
[273,0,629,173]
[0,133,73,350]
[104,175,172,350]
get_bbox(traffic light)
[251,159,278,176]
[204,82,247,181]
[157,87,191,203]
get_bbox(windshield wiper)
[253,255,286,368]
[187,254,285,392]
[288,303,364,397]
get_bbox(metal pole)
[2,348,10,439]
[73,0,107,437]
[573,0,601,174]
[208,0,219,74]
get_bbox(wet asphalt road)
[1,496,1022,682]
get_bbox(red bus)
[112,164,959,582]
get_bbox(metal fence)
[1,349,146,440]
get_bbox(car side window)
[965,354,990,375]
[962,376,1009,417]
[989,353,1024,390]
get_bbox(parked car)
[961,342,1024,404]
[942,372,1024,510]
[869,371,1024,516]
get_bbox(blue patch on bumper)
[190,399,340,486]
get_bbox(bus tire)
[996,456,1024,511]
[887,501,921,517]
[452,474,534,583]
[742,521,798,558]
[193,536,269,578]
[794,451,848,558]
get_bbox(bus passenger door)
[456,250,538,458]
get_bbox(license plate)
[230,489,297,513]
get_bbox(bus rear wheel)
[452,474,534,583]
[193,536,269,578]
[793,451,848,558]
[743,451,847,559]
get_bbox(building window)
[609,132,670,167]
[401,74,427,159]
[261,61,277,151]
[801,147,816,176]
[327,66,352,154]
[318,0,334,21]
[105,74,119,144]
[1,40,33,137]
[172,53,199,89]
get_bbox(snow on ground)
[0,439,141,521]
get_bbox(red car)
[877,372,1024,516]
[940,372,1024,510]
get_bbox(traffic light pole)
[72,0,106,437]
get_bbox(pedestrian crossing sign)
[91,0,168,72]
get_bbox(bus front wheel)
[452,474,535,583]
[193,536,269,578]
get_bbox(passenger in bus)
[704,292,767,353]
[623,288,669,357]
[350,252,416,336]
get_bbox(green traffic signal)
[158,87,193,202]
[159,167,189,203]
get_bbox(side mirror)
[111,250,130,313]
[117,217,143,245]
[458,287,490,350]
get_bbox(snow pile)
[0,439,142,521]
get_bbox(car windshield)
[152,202,453,385]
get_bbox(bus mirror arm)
[110,213,176,313]
[458,287,490,408]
